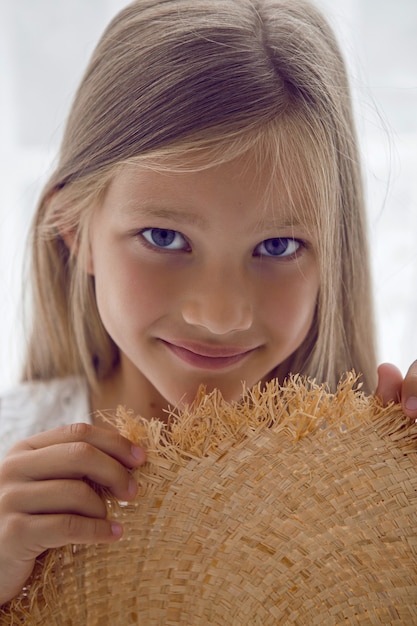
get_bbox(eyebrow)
[125,203,307,234]
[125,204,208,228]
[254,215,309,234]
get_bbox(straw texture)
[2,373,417,625]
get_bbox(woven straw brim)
[2,373,417,625]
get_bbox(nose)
[181,264,253,335]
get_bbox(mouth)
[160,340,257,371]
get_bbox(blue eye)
[255,237,301,258]
[140,228,188,250]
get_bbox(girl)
[0,0,416,607]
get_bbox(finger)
[13,422,146,468]
[6,443,138,502]
[4,513,123,560]
[402,360,417,418]
[33,513,124,549]
[0,479,108,519]
[375,362,403,405]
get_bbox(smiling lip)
[161,340,257,370]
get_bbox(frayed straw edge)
[104,371,414,466]
[2,371,415,623]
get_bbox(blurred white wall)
[0,0,416,391]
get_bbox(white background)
[0,0,416,391]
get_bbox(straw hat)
[2,373,417,625]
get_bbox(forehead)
[111,146,318,231]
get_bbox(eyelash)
[138,228,304,259]
[253,238,303,259]
[139,228,191,252]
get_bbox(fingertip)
[404,396,417,414]
[375,362,403,406]
[111,522,123,539]
[127,477,138,499]
[405,359,417,377]
[402,360,417,418]
[131,445,147,465]
[377,362,403,378]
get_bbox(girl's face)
[88,152,320,419]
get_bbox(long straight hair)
[23,0,377,392]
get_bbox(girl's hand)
[0,423,146,606]
[375,360,417,420]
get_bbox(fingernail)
[128,477,138,497]
[131,445,146,463]
[111,522,123,538]
[405,396,417,412]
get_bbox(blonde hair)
[23,0,377,392]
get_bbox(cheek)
[93,250,175,333]
[262,269,319,337]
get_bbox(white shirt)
[0,377,91,460]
